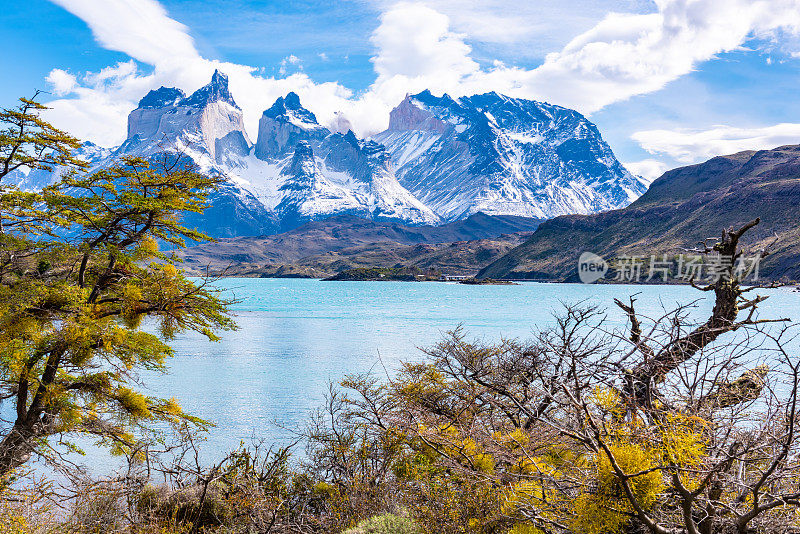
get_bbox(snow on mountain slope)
[275,141,366,229]
[254,92,329,161]
[319,132,439,224]
[12,74,648,238]
[253,94,440,226]
[6,142,112,192]
[372,91,647,221]
[117,76,440,230]
[124,70,251,165]
[84,71,276,237]
[28,74,435,236]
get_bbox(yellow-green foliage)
[597,443,664,508]
[342,513,421,534]
[658,413,708,468]
[406,473,504,534]
[395,363,448,405]
[571,493,631,534]
[507,525,544,534]
[571,442,665,534]
[496,428,530,449]
[114,386,152,419]
[0,95,236,477]
[0,506,33,534]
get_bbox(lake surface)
[132,279,799,464]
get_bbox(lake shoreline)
[205,272,799,289]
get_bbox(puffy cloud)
[632,123,800,163]
[44,61,160,143]
[623,159,671,183]
[366,0,800,113]
[279,55,302,75]
[365,0,800,119]
[362,0,653,55]
[371,3,478,83]
[42,18,355,144]
[511,0,800,111]
[362,2,482,112]
[45,69,78,96]
[42,0,800,147]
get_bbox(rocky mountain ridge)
[174,212,541,276]
[13,71,647,239]
[373,91,646,220]
[478,144,800,282]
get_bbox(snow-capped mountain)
[79,71,277,237]
[8,142,113,192]
[247,90,439,229]
[372,91,647,220]
[123,71,251,166]
[112,71,439,232]
[11,72,648,238]
[254,92,329,160]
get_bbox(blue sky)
[4,0,800,179]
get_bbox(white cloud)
[42,0,800,147]
[282,55,301,66]
[278,55,302,75]
[624,159,670,183]
[42,0,357,145]
[365,0,800,114]
[361,0,655,55]
[371,3,478,82]
[364,2,482,106]
[363,0,800,117]
[632,123,800,163]
[45,69,77,96]
[49,0,198,67]
[512,0,800,112]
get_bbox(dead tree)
[618,218,786,413]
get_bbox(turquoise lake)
[131,278,800,464]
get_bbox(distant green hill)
[478,145,800,283]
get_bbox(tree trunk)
[622,219,762,411]
[0,424,38,478]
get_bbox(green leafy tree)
[0,93,88,271]
[0,91,86,182]
[0,95,235,476]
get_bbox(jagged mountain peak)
[343,129,360,147]
[360,139,390,164]
[124,69,249,164]
[263,92,320,127]
[255,93,329,160]
[411,90,459,107]
[374,89,646,221]
[278,142,321,202]
[323,131,390,173]
[404,89,583,125]
[282,141,316,175]
[284,91,301,105]
[181,70,239,109]
[57,84,649,238]
[388,93,450,134]
[138,87,186,109]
